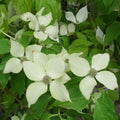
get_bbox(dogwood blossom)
[68,53,118,100]
[23,52,71,107]
[60,23,75,36]
[65,6,88,24]
[21,7,58,42]
[3,40,42,73]
[11,114,26,120]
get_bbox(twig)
[0,30,15,40]
[0,84,33,115]
[58,108,63,120]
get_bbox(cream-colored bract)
[69,53,118,100]
[26,44,42,61]
[23,61,45,81]
[10,40,24,57]
[4,58,22,73]
[91,53,110,71]
[79,76,97,100]
[65,6,88,24]
[69,57,90,77]
[96,71,118,90]
[60,23,75,36]
[96,26,105,44]
[50,81,71,102]
[26,82,48,107]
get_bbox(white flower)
[69,53,118,100]
[3,40,42,73]
[11,114,26,120]
[65,6,88,24]
[60,23,75,36]
[23,52,71,107]
[96,26,105,44]
[21,7,58,42]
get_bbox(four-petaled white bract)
[21,7,59,42]
[69,53,118,100]
[23,52,71,107]
[3,40,42,73]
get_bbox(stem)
[58,108,63,120]
[49,114,58,118]
[0,84,33,115]
[0,30,15,40]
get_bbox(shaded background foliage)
[0,0,120,120]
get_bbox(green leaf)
[13,0,32,14]
[60,36,70,49]
[18,31,34,48]
[11,71,25,97]
[103,0,113,7]
[68,46,88,57]
[40,112,51,120]
[0,39,10,54]
[50,77,90,112]
[104,22,120,46]
[93,91,118,120]
[8,15,20,24]
[1,91,15,109]
[115,71,120,85]
[0,5,8,29]
[97,0,118,14]
[0,72,9,89]
[0,54,12,71]
[3,104,18,120]
[41,44,62,54]
[25,94,51,119]
[108,90,119,101]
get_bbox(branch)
[0,84,33,115]
[0,30,15,40]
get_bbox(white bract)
[56,48,83,72]
[11,114,26,120]
[96,26,105,44]
[60,23,75,36]
[65,6,88,24]
[23,52,71,107]
[3,40,42,73]
[21,7,58,42]
[69,53,118,100]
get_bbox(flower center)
[43,75,52,84]
[20,56,28,62]
[39,25,46,32]
[89,68,97,77]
